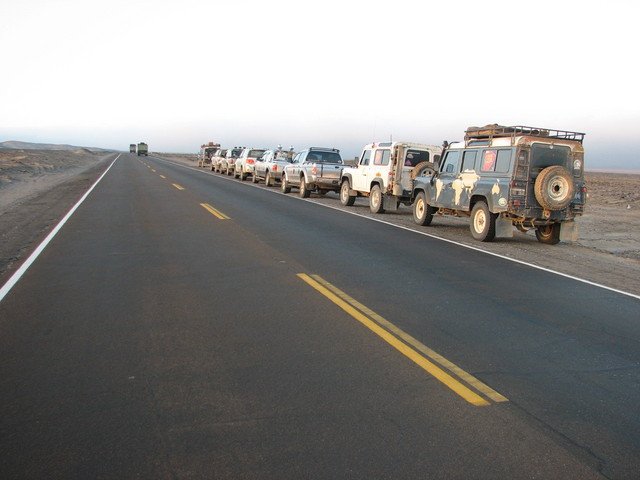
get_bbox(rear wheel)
[413,191,435,226]
[299,178,311,198]
[370,184,384,213]
[340,179,355,206]
[281,175,291,194]
[470,201,496,242]
[265,171,273,187]
[535,223,561,244]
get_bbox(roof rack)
[465,124,585,144]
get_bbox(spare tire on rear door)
[534,166,575,211]
[410,161,435,179]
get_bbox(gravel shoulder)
[1,151,639,299]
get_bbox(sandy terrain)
[1,150,639,298]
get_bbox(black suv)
[412,125,587,244]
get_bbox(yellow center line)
[200,203,230,220]
[159,175,166,179]
[310,275,508,404]
[297,274,493,407]
[172,184,185,190]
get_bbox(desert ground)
[1,149,639,297]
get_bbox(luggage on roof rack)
[465,124,585,143]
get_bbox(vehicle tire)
[534,166,575,211]
[252,172,259,183]
[370,184,385,213]
[281,175,291,194]
[265,171,272,187]
[470,200,496,242]
[535,223,561,244]
[413,191,435,226]
[411,161,435,179]
[299,178,311,198]
[340,179,356,206]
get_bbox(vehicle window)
[495,150,512,173]
[249,149,265,157]
[404,149,430,167]
[531,144,570,168]
[441,151,460,173]
[373,149,390,166]
[360,150,371,166]
[461,151,477,171]
[481,150,497,172]
[315,151,342,163]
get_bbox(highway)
[1,153,639,479]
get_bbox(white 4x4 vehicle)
[234,148,266,180]
[340,142,442,213]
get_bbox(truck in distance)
[198,142,221,167]
[129,144,136,153]
[137,142,148,156]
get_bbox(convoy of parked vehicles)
[192,125,587,245]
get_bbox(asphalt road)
[1,153,639,479]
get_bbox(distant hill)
[0,140,113,152]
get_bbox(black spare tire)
[534,166,575,211]
[411,161,435,179]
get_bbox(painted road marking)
[0,155,121,303]
[172,184,185,190]
[200,203,230,220]
[311,274,509,404]
[298,273,509,407]
[159,175,166,179]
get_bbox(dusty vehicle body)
[340,142,442,213]
[412,125,587,244]
[281,147,343,197]
[137,142,148,156]
[211,148,228,172]
[197,142,220,167]
[234,148,267,181]
[253,148,295,186]
[219,147,243,175]
[129,144,136,153]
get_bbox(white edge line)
[153,156,640,301]
[0,154,120,303]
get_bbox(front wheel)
[470,201,496,242]
[413,191,435,226]
[535,224,561,244]
[340,180,356,206]
[370,184,384,213]
[265,171,273,187]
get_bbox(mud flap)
[559,221,578,242]
[383,194,399,211]
[495,214,513,238]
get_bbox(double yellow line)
[200,203,230,220]
[298,274,508,407]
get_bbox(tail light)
[312,167,318,174]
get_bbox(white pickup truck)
[281,147,344,198]
[339,141,442,213]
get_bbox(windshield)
[249,149,266,157]
[307,151,342,163]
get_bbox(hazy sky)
[2,0,638,168]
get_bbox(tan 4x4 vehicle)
[412,125,587,244]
